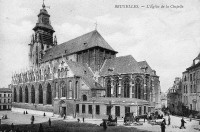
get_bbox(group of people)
[160,114,187,132]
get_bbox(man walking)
[180,117,186,129]
[168,115,171,125]
[161,120,166,132]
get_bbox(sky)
[0,0,200,92]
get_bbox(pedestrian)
[31,115,35,125]
[161,120,166,132]
[115,117,117,124]
[77,118,80,123]
[168,115,171,125]
[180,117,186,129]
[26,111,28,114]
[23,111,25,114]
[11,123,14,130]
[38,123,44,132]
[163,118,166,125]
[103,120,107,130]
[43,113,46,117]
[189,114,192,122]
[83,117,84,123]
[48,118,51,127]
[63,114,66,120]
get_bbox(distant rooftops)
[0,88,12,93]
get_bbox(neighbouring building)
[160,92,167,109]
[182,53,200,112]
[167,77,182,115]
[10,3,161,119]
[0,88,12,110]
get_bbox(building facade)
[10,4,161,119]
[182,53,200,112]
[0,88,12,110]
[167,77,182,115]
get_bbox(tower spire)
[42,0,45,9]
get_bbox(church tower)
[29,2,56,67]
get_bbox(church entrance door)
[61,107,66,116]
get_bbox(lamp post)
[74,99,76,118]
[92,97,95,119]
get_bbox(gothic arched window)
[46,83,52,104]
[31,85,35,103]
[65,68,68,77]
[75,81,78,99]
[19,87,22,102]
[61,81,66,97]
[106,78,111,97]
[25,86,29,103]
[135,78,141,99]
[39,84,43,104]
[61,68,64,77]
[123,77,130,98]
[58,69,60,78]
[68,81,72,99]
[114,77,119,97]
[14,87,17,102]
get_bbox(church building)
[10,3,161,119]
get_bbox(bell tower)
[33,2,55,46]
[29,1,56,67]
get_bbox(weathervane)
[42,0,50,9]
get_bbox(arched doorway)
[19,87,22,102]
[31,85,35,103]
[39,84,43,104]
[46,83,52,104]
[25,86,29,103]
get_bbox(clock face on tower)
[43,17,49,24]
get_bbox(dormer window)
[108,68,114,72]
[83,42,87,46]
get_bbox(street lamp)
[92,97,95,119]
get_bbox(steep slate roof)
[100,55,143,76]
[138,61,153,75]
[66,61,103,89]
[42,30,117,62]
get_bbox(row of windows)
[184,71,200,82]
[0,99,12,103]
[106,77,146,100]
[76,104,100,115]
[183,84,197,93]
[76,104,148,117]
[0,93,12,97]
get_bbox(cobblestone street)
[1,111,200,132]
